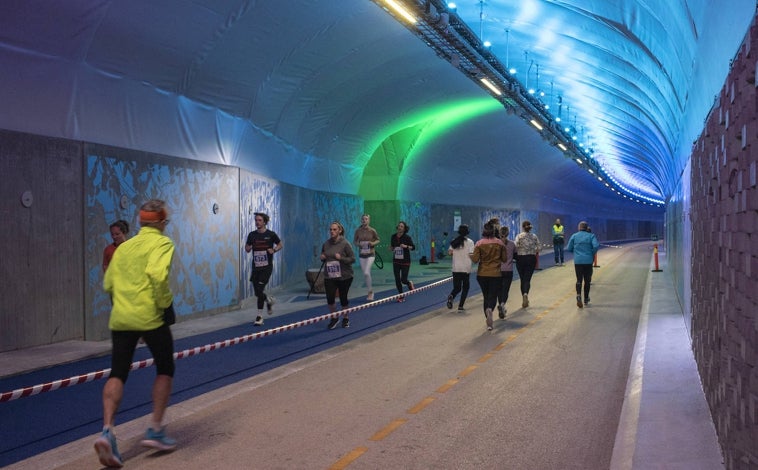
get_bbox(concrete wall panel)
[0,131,84,350]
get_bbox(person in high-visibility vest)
[552,218,566,266]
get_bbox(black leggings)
[449,272,470,307]
[574,264,593,299]
[393,263,411,293]
[324,277,353,308]
[477,275,501,314]
[516,254,537,294]
[251,266,273,309]
[110,325,175,382]
[498,271,514,305]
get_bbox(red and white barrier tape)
[0,277,452,402]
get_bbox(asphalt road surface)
[17,243,647,469]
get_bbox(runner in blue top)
[566,221,599,308]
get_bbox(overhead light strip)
[383,0,417,23]
[479,77,502,96]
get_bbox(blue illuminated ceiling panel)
[434,0,754,200]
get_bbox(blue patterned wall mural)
[313,192,363,247]
[481,209,520,239]
[85,151,239,340]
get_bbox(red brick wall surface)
[691,18,758,470]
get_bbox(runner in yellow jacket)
[104,225,174,331]
[95,199,177,468]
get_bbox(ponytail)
[451,234,466,249]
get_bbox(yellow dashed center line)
[407,396,436,414]
[329,446,368,470]
[369,418,408,441]
[504,333,519,343]
[437,378,459,393]
[331,286,581,468]
[458,364,479,377]
[477,352,495,363]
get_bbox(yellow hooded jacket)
[104,226,175,331]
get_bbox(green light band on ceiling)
[359,97,502,201]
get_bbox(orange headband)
[139,209,167,223]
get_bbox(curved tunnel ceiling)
[0,0,754,220]
[445,0,755,200]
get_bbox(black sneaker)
[584,298,590,305]
[576,296,583,308]
[253,315,264,326]
[341,317,350,328]
[497,304,505,319]
[327,318,339,330]
[446,295,453,309]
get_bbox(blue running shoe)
[141,427,177,451]
[94,428,123,468]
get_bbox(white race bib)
[326,260,342,278]
[394,247,404,259]
[253,250,269,268]
[359,241,371,255]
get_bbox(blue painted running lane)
[0,280,483,467]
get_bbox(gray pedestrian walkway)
[611,251,723,469]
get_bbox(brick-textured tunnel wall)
[691,17,758,470]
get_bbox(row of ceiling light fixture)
[376,0,665,207]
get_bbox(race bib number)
[360,241,371,255]
[326,260,342,278]
[253,250,269,268]
[394,247,404,259]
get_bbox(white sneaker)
[367,291,374,301]
[266,295,275,314]
[253,315,264,326]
